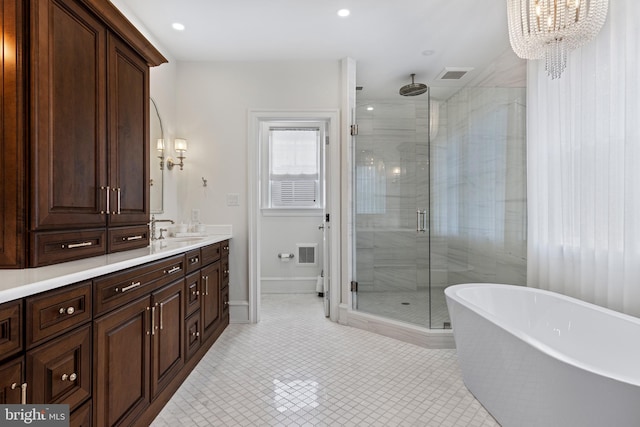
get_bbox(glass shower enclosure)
[352,85,527,329]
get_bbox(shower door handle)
[416,210,427,233]
[422,209,428,232]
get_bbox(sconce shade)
[174,138,188,152]
[156,139,165,151]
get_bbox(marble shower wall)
[355,100,430,292]
[431,87,527,288]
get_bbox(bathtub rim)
[445,283,640,388]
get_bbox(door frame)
[248,109,341,323]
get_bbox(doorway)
[248,110,340,323]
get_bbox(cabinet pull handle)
[117,281,141,293]
[224,246,229,251]
[203,275,209,295]
[224,270,229,275]
[192,331,200,337]
[61,373,77,382]
[165,266,181,274]
[192,289,200,296]
[111,187,121,215]
[125,235,144,241]
[21,383,27,405]
[151,304,156,335]
[101,186,110,214]
[190,257,199,264]
[159,302,164,330]
[65,241,92,249]
[11,382,17,390]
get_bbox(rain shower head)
[399,74,428,97]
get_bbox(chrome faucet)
[150,215,175,240]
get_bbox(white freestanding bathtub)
[445,283,640,427]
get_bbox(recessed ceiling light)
[337,9,350,17]
[172,22,185,31]
[366,106,374,111]
[422,50,435,56]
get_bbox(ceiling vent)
[436,67,474,81]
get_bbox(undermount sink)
[163,236,207,243]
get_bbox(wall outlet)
[227,193,240,207]
[191,208,200,223]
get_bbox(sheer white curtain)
[527,0,640,316]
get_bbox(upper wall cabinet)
[0,0,166,268]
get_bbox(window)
[262,123,324,210]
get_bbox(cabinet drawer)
[185,249,201,274]
[108,225,150,253]
[221,240,230,256]
[221,256,230,288]
[26,282,92,349]
[70,399,92,427]
[27,323,92,412]
[30,229,107,267]
[184,311,201,362]
[0,300,22,362]
[94,254,185,316]
[221,286,229,319]
[200,243,221,266]
[184,272,201,317]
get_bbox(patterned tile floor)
[151,294,499,426]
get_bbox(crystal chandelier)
[506,0,608,79]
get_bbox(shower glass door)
[353,96,433,327]
[352,84,528,330]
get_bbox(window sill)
[261,208,323,217]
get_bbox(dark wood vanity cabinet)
[183,241,230,362]
[0,240,230,426]
[0,0,166,268]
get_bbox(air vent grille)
[297,244,318,265]
[436,67,474,81]
[440,71,468,80]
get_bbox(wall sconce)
[167,138,187,170]
[156,139,165,170]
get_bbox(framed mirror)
[150,97,164,213]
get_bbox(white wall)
[260,215,323,293]
[174,61,342,320]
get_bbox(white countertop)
[0,233,232,304]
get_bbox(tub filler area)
[445,283,640,427]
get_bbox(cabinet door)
[150,279,184,399]
[201,261,220,340]
[31,0,107,229]
[0,0,25,267]
[94,296,150,427]
[0,357,24,404]
[27,324,91,411]
[185,271,201,317]
[107,34,149,226]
